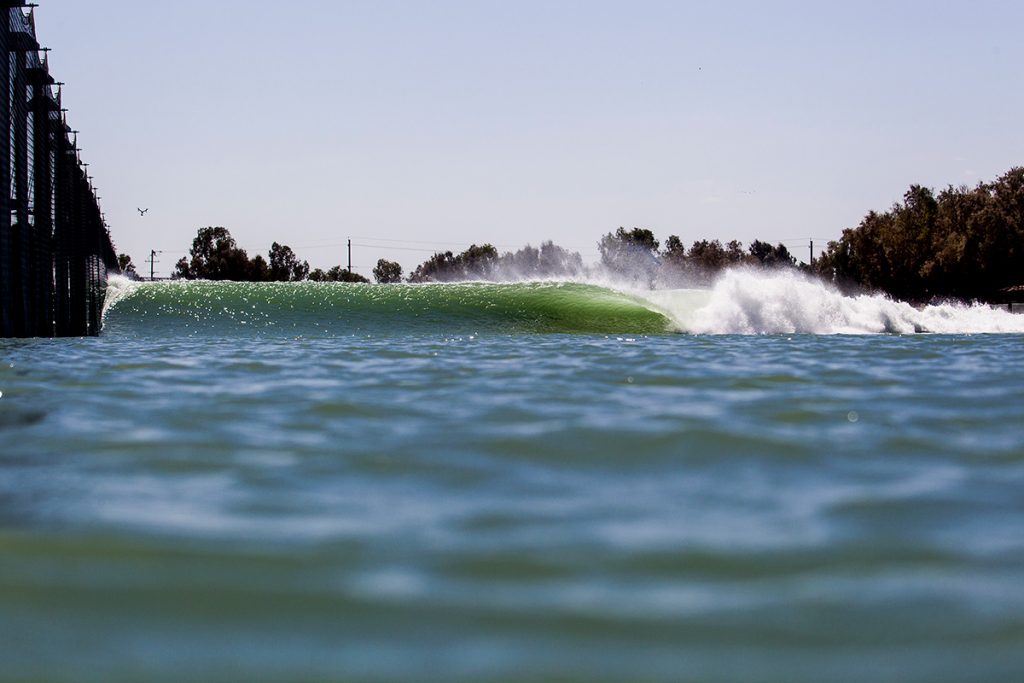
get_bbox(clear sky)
[37,0,1024,278]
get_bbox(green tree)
[373,259,403,284]
[408,244,499,282]
[598,227,660,285]
[331,266,370,283]
[117,253,138,277]
[503,244,541,278]
[536,241,584,277]
[725,240,747,265]
[268,242,310,282]
[172,257,191,280]
[684,239,727,285]
[748,240,797,269]
[310,265,369,283]
[183,227,252,280]
[662,236,687,266]
[975,168,1024,295]
[408,251,456,282]
[459,244,499,279]
[485,242,584,281]
[816,167,1024,302]
[248,254,271,282]
[658,235,694,285]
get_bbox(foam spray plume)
[640,269,1024,335]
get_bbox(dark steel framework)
[0,2,117,337]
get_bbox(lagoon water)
[2,271,1024,682]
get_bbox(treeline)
[410,167,1024,300]
[171,227,371,283]
[815,167,1024,302]
[406,242,584,282]
[147,166,1024,301]
[160,226,797,287]
[402,232,797,284]
[597,228,798,287]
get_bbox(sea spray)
[641,269,1024,335]
[101,274,141,321]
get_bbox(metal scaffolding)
[0,2,118,338]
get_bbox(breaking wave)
[103,271,1024,337]
[102,278,671,336]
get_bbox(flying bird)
[137,208,149,216]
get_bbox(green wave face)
[103,281,673,337]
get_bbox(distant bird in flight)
[137,208,149,216]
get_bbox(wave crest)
[102,280,671,336]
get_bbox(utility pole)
[347,239,352,274]
[148,250,162,281]
[809,240,814,268]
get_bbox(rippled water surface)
[2,287,1023,682]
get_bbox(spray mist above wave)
[640,269,1024,335]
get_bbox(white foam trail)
[637,269,1024,335]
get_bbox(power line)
[351,243,449,254]
[778,236,834,243]
[290,236,598,252]
[349,236,532,250]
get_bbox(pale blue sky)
[38,1,1024,277]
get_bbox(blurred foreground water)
[1,279,1023,682]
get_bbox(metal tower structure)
[0,2,118,337]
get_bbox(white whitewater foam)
[102,274,141,321]
[638,269,1024,335]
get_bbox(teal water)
[1,277,1023,682]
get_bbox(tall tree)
[172,257,192,280]
[373,259,403,284]
[748,240,797,269]
[183,227,252,281]
[249,254,271,282]
[117,253,138,277]
[268,242,310,282]
[310,265,369,283]
[816,167,1024,302]
[408,245,498,282]
[598,227,660,285]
